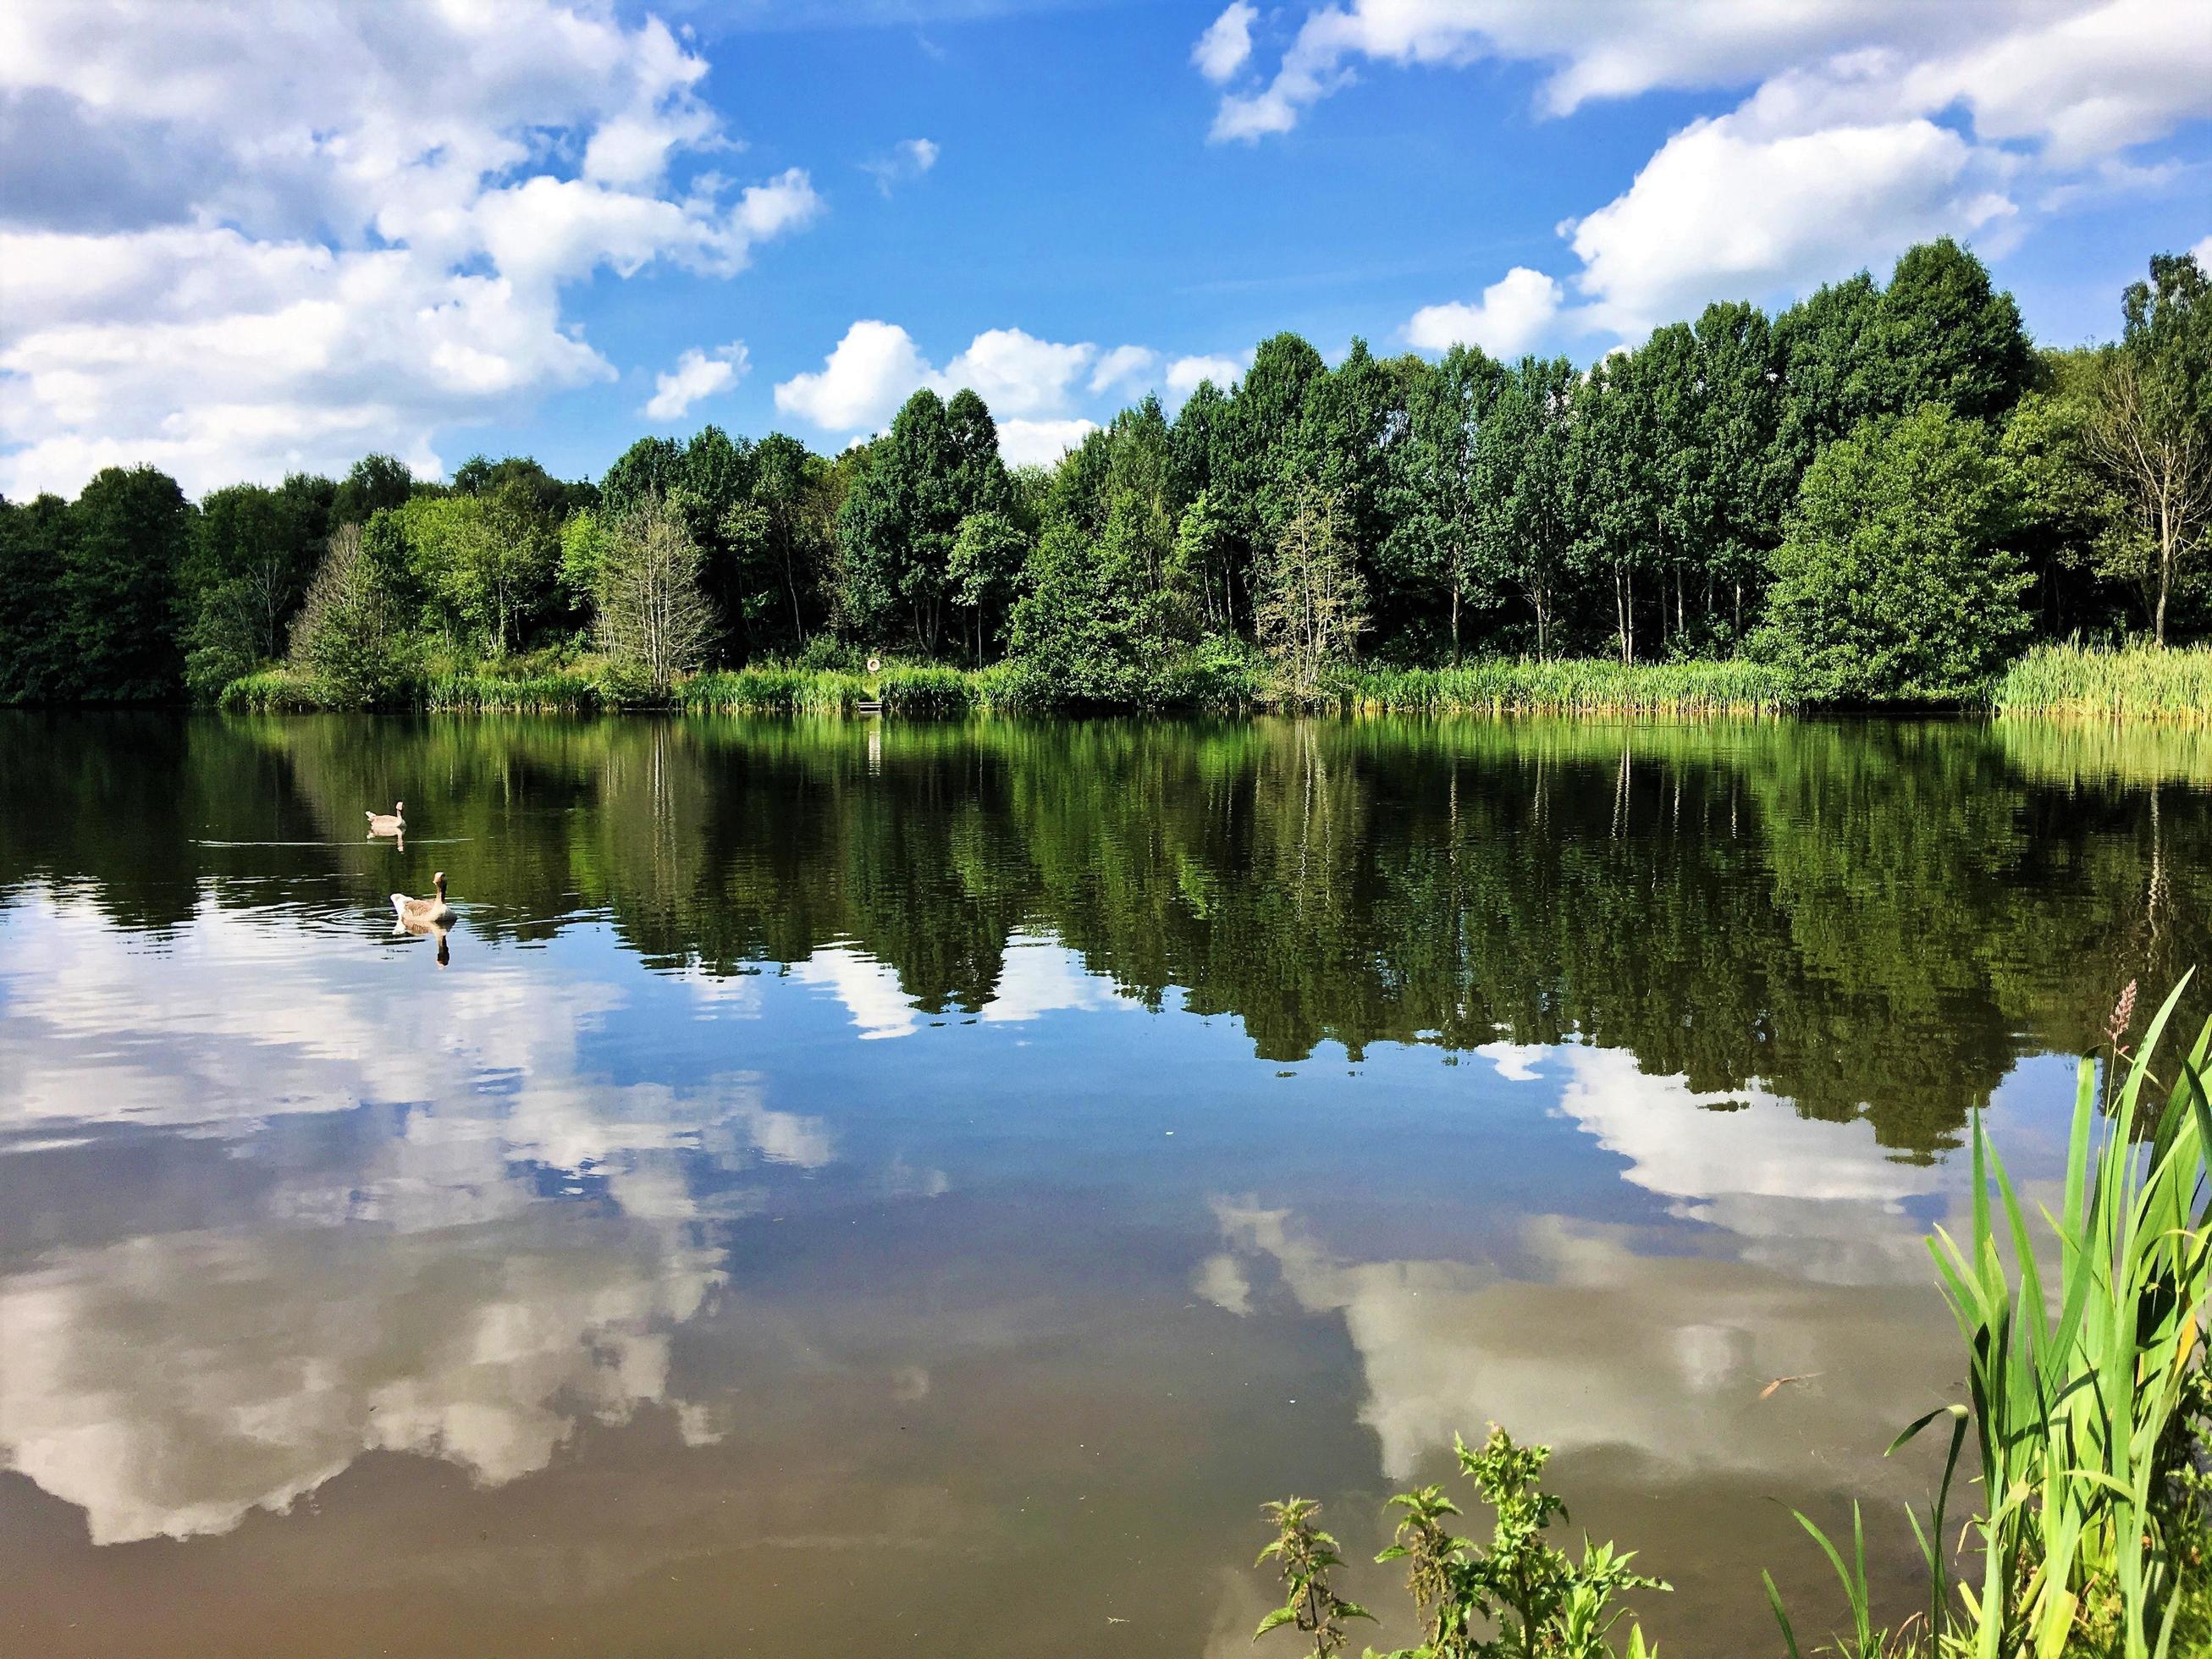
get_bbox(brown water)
[2,712,2208,1656]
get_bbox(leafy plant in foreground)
[1256,1496,1375,1656]
[1256,1427,1664,1659]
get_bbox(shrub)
[1755,405,2032,703]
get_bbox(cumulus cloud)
[2193,234,2212,268]
[1212,1,2207,339]
[1166,353,1245,400]
[774,321,1104,450]
[1406,266,1563,356]
[1204,1,2210,146]
[1564,111,2014,333]
[997,418,1100,467]
[1089,344,1158,394]
[0,2,822,498]
[860,136,941,196]
[1191,3,1258,84]
[773,319,936,433]
[643,341,749,422]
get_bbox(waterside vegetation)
[1251,978,2212,1659]
[2,244,2206,720]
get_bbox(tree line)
[1,240,2204,708]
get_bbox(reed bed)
[421,668,601,712]
[1994,643,2212,726]
[1316,657,1800,717]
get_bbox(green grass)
[1312,657,1800,717]
[1994,642,2212,725]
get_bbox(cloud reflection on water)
[0,893,825,1544]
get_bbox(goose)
[366,801,405,837]
[391,871,454,930]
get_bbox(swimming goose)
[366,801,405,837]
[391,871,454,929]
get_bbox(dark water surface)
[3,713,2209,1656]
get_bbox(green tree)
[1255,483,1367,696]
[722,432,836,651]
[1006,513,1175,704]
[1382,348,1499,661]
[836,389,1004,653]
[389,491,557,656]
[290,522,415,706]
[65,465,190,700]
[1476,357,1578,657]
[0,493,72,703]
[593,495,715,698]
[179,481,329,697]
[1757,405,2031,701]
[947,510,1029,664]
[2086,251,2211,643]
[332,453,414,525]
[2000,363,2130,637]
[1864,237,2034,424]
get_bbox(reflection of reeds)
[1995,643,2212,727]
[1997,718,2212,791]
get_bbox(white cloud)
[1166,353,1244,399]
[1406,266,1563,356]
[996,418,1099,468]
[860,136,941,196]
[735,167,827,240]
[1204,2,2210,147]
[643,341,749,422]
[1089,344,1158,394]
[1207,1,2207,339]
[2192,234,2212,268]
[773,319,936,433]
[774,321,1105,451]
[0,2,821,498]
[937,327,1095,417]
[1192,3,1258,84]
[1565,112,2015,333]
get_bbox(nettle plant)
[1256,1426,1666,1659]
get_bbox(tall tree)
[593,496,715,697]
[180,482,324,696]
[333,453,414,525]
[1382,348,1499,662]
[836,389,970,653]
[1864,238,2034,423]
[2086,251,2211,643]
[1476,357,1579,658]
[65,465,190,700]
[1256,483,1367,695]
[0,493,72,703]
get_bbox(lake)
[3,712,2207,1656]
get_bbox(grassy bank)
[1994,642,2212,725]
[222,655,1800,718]
[219,663,609,712]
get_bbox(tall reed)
[1994,644,2212,726]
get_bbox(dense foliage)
[1,241,2204,708]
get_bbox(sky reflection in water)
[0,713,2201,1656]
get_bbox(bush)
[1754,405,2031,703]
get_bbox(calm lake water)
[3,712,2208,1656]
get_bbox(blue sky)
[3,0,2208,497]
